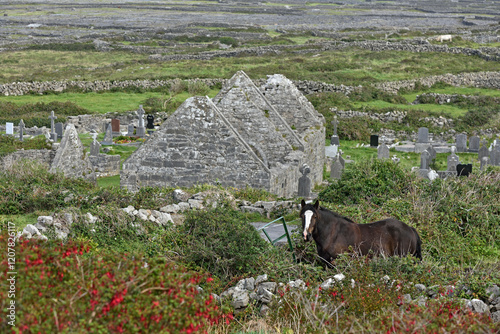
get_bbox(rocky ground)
[0,0,498,49]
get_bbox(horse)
[300,200,422,263]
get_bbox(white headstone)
[6,122,14,135]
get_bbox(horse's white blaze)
[303,210,313,239]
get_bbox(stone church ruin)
[121,71,325,197]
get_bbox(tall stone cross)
[138,105,145,128]
[49,110,57,141]
[332,116,338,136]
[136,105,146,137]
[19,119,25,142]
[330,115,340,146]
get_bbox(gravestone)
[18,119,25,142]
[420,150,431,170]
[101,123,113,145]
[330,116,340,146]
[146,115,155,129]
[491,143,500,166]
[370,135,379,148]
[456,133,467,153]
[6,122,14,136]
[468,136,480,152]
[297,164,311,198]
[377,142,390,159]
[478,140,489,162]
[135,105,146,138]
[90,133,100,156]
[457,164,472,177]
[447,146,460,172]
[427,145,437,162]
[55,122,64,140]
[325,144,338,158]
[49,110,57,141]
[417,127,429,143]
[127,124,135,137]
[335,151,346,168]
[330,155,343,180]
[111,119,121,137]
[415,127,430,153]
[480,156,490,171]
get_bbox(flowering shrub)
[0,235,233,333]
[271,282,498,334]
[113,136,145,144]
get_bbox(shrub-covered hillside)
[1,159,499,333]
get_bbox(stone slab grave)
[297,164,311,198]
[377,142,390,159]
[414,127,430,153]
[111,118,121,137]
[55,122,64,140]
[478,140,489,162]
[121,71,326,198]
[101,123,113,145]
[468,136,480,152]
[6,122,13,135]
[456,133,468,153]
[49,123,96,182]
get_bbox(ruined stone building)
[121,71,325,197]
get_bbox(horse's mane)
[319,206,356,224]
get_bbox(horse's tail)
[414,230,422,260]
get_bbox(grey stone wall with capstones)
[121,71,326,197]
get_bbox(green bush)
[319,159,418,206]
[0,160,94,214]
[172,204,270,279]
[0,101,92,128]
[187,81,210,96]
[0,135,51,158]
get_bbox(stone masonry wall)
[121,97,274,193]
[0,149,55,170]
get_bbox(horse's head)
[300,199,320,242]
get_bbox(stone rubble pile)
[216,273,500,322]
[17,188,300,240]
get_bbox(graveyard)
[1,0,500,333]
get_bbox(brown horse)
[300,200,422,263]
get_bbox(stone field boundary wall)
[1,71,499,98]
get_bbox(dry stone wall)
[1,71,499,99]
[376,71,500,94]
